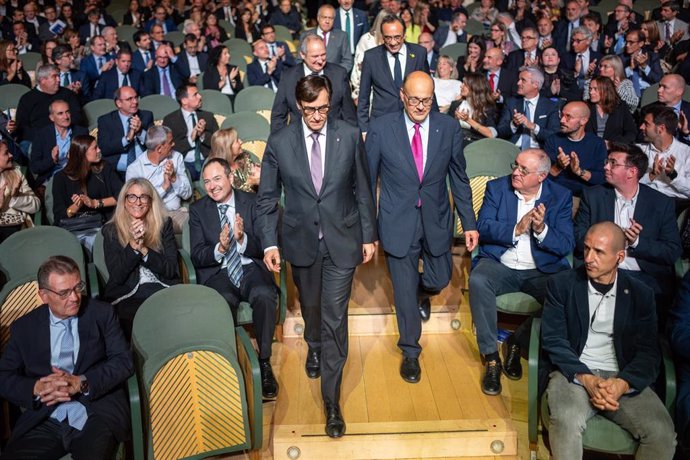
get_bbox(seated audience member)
[505,27,540,70]
[574,143,682,323]
[271,35,356,133]
[671,270,690,455]
[0,140,40,242]
[604,2,638,54]
[202,45,244,108]
[537,14,555,50]
[174,33,208,84]
[449,73,498,144]
[546,101,608,195]
[433,10,467,49]
[102,27,130,59]
[247,39,283,92]
[39,40,59,70]
[497,67,559,149]
[483,47,517,106]
[542,221,676,460]
[487,20,517,56]
[552,0,583,54]
[79,8,106,44]
[53,135,122,252]
[190,158,278,398]
[235,6,261,43]
[586,55,638,113]
[654,74,690,145]
[456,35,484,80]
[0,40,31,87]
[53,45,91,103]
[131,30,153,73]
[79,35,115,88]
[621,29,663,98]
[260,24,297,68]
[93,49,143,100]
[560,27,602,93]
[31,100,89,185]
[432,55,461,113]
[102,178,180,340]
[585,76,637,144]
[144,4,177,33]
[149,24,174,53]
[270,0,302,39]
[401,7,421,44]
[0,256,134,459]
[539,46,581,101]
[208,128,260,193]
[142,44,182,98]
[162,84,219,181]
[126,125,192,232]
[658,0,690,44]
[582,12,610,54]
[300,5,353,73]
[97,86,154,175]
[15,65,84,145]
[641,19,669,58]
[496,12,523,49]
[470,0,498,27]
[470,149,574,396]
[638,105,690,210]
[11,21,41,56]
[204,13,229,49]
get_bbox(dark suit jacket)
[30,124,89,184]
[246,58,283,89]
[433,26,467,52]
[585,101,637,144]
[190,190,267,284]
[174,51,209,81]
[0,300,133,442]
[257,119,377,268]
[497,96,559,146]
[574,184,682,282]
[301,28,353,72]
[78,22,103,45]
[102,218,180,301]
[488,68,518,102]
[131,48,153,73]
[141,65,183,97]
[269,40,296,67]
[92,68,143,100]
[366,111,476,258]
[60,69,92,103]
[476,176,574,273]
[334,7,369,48]
[560,50,604,87]
[504,48,542,71]
[144,18,177,33]
[552,19,579,54]
[79,53,114,86]
[542,267,660,392]
[358,43,430,132]
[620,51,664,87]
[670,270,690,437]
[97,109,154,168]
[162,109,219,160]
[270,63,357,133]
[202,64,243,94]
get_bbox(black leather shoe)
[482,360,502,396]
[400,357,421,383]
[259,359,278,399]
[503,343,522,380]
[418,296,431,322]
[325,404,346,438]
[305,350,321,379]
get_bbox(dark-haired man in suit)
[79,35,115,88]
[190,158,279,399]
[174,34,208,85]
[141,44,183,97]
[93,50,143,101]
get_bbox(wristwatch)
[79,375,90,395]
[669,170,678,181]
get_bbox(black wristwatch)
[669,169,678,181]
[79,376,90,395]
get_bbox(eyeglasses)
[383,35,404,43]
[42,281,86,299]
[302,104,330,115]
[405,95,434,107]
[510,162,539,175]
[521,36,537,40]
[604,159,630,168]
[126,193,152,204]
[625,40,639,44]
[571,38,587,43]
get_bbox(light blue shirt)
[54,127,72,173]
[49,309,80,369]
[117,111,146,172]
[125,150,192,211]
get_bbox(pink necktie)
[411,123,423,181]
[323,31,328,47]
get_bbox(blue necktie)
[631,71,641,98]
[191,112,202,172]
[126,117,137,165]
[218,204,243,288]
[52,318,88,430]
[520,100,531,150]
[97,57,104,74]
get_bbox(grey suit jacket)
[257,119,377,268]
[300,28,353,72]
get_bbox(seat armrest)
[87,262,100,298]
[178,249,197,285]
[528,318,541,449]
[235,326,262,450]
[127,375,145,460]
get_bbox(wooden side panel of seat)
[149,350,248,460]
[456,176,493,235]
[0,281,41,351]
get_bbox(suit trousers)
[385,209,453,358]
[205,263,278,359]
[1,415,119,460]
[291,239,355,406]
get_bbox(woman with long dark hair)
[0,40,31,87]
[203,45,244,107]
[585,76,637,144]
[449,73,498,144]
[457,35,486,81]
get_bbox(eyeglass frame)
[604,158,632,168]
[41,281,87,299]
[403,93,434,107]
[301,104,331,116]
[510,162,540,176]
[125,193,152,204]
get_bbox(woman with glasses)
[208,128,260,193]
[585,76,637,144]
[0,40,31,87]
[102,178,180,339]
[449,73,497,144]
[585,55,638,113]
[486,20,516,56]
[52,135,122,253]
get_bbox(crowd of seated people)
[4,0,690,457]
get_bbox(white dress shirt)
[614,186,641,271]
[213,192,251,265]
[639,139,690,199]
[580,278,619,373]
[386,43,408,83]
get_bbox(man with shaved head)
[366,71,477,384]
[654,74,690,145]
[542,220,676,459]
[545,101,608,195]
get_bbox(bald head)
[401,71,434,123]
[658,74,686,106]
[566,101,590,118]
[587,221,626,252]
[403,70,434,94]
[560,101,590,137]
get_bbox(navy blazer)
[131,48,153,73]
[620,51,664,88]
[78,22,103,45]
[670,271,690,437]
[79,53,114,86]
[246,58,283,89]
[269,41,297,67]
[542,267,660,392]
[497,96,560,146]
[504,48,543,71]
[30,123,89,184]
[144,18,177,33]
[270,62,356,133]
[574,184,682,282]
[174,51,209,81]
[60,69,92,103]
[190,190,267,285]
[358,43,431,132]
[0,300,133,442]
[92,68,143,100]
[433,26,467,52]
[97,109,154,168]
[366,111,476,258]
[476,176,574,273]
[141,65,183,97]
[333,7,369,49]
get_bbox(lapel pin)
[624,289,629,294]
[337,137,340,142]
[409,53,415,58]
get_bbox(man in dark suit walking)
[301,4,353,73]
[190,158,279,399]
[270,35,356,133]
[162,84,219,180]
[358,15,431,134]
[0,256,133,459]
[257,75,377,438]
[334,0,369,56]
[366,71,478,384]
[93,50,143,101]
